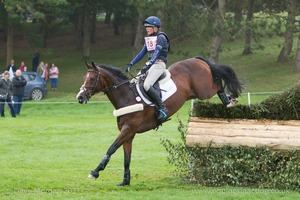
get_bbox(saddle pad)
[136,78,177,105]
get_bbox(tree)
[209,0,226,63]
[296,33,300,72]
[31,0,71,48]
[1,0,71,64]
[277,0,297,62]
[2,0,27,64]
[132,11,145,58]
[83,1,92,59]
[242,0,255,55]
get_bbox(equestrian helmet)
[143,16,161,28]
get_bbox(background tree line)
[0,0,300,71]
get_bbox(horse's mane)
[98,64,128,80]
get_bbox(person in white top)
[49,63,59,91]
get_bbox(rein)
[102,79,130,94]
[84,66,144,96]
[103,73,145,94]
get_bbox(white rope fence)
[6,91,283,106]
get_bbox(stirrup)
[157,108,168,122]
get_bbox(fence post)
[248,92,251,106]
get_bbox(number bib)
[145,36,157,51]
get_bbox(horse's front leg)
[88,140,120,180]
[88,124,137,184]
[118,136,135,186]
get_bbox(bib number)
[145,36,157,51]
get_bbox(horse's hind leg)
[217,91,238,108]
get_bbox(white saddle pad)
[136,71,177,105]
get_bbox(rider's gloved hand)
[141,65,151,74]
[124,63,133,73]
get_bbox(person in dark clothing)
[32,49,40,72]
[0,71,16,117]
[12,69,27,115]
[6,59,17,72]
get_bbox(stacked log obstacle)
[186,117,300,151]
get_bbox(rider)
[125,16,170,123]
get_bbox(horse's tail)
[210,64,243,98]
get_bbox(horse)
[76,57,243,186]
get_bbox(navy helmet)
[143,16,161,28]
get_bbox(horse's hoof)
[117,179,130,186]
[88,170,99,180]
[117,182,130,187]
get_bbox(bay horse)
[76,57,242,186]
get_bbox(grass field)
[1,101,299,200]
[1,34,300,199]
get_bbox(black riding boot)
[147,86,168,122]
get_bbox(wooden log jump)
[186,117,300,150]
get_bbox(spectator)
[12,69,27,115]
[39,62,48,83]
[44,63,49,84]
[49,63,59,91]
[32,49,40,72]
[6,59,17,72]
[0,71,16,118]
[19,61,27,72]
[37,61,45,77]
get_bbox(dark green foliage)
[161,121,190,178]
[192,103,262,119]
[161,82,300,191]
[260,82,300,120]
[193,81,300,120]
[161,121,300,191]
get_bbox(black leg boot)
[147,87,168,122]
[217,91,237,108]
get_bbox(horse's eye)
[90,78,95,82]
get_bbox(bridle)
[78,66,101,102]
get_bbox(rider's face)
[145,26,155,35]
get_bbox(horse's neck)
[105,83,133,109]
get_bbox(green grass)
[1,35,300,199]
[1,102,299,200]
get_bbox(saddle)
[132,70,177,105]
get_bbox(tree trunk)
[75,9,84,50]
[113,11,122,35]
[277,0,297,62]
[242,0,255,55]
[209,0,226,64]
[295,33,300,72]
[105,11,111,25]
[41,22,48,48]
[157,9,164,30]
[83,2,91,59]
[132,12,145,58]
[6,26,13,65]
[90,8,97,44]
[232,1,243,38]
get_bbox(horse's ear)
[91,62,97,70]
[85,61,91,69]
